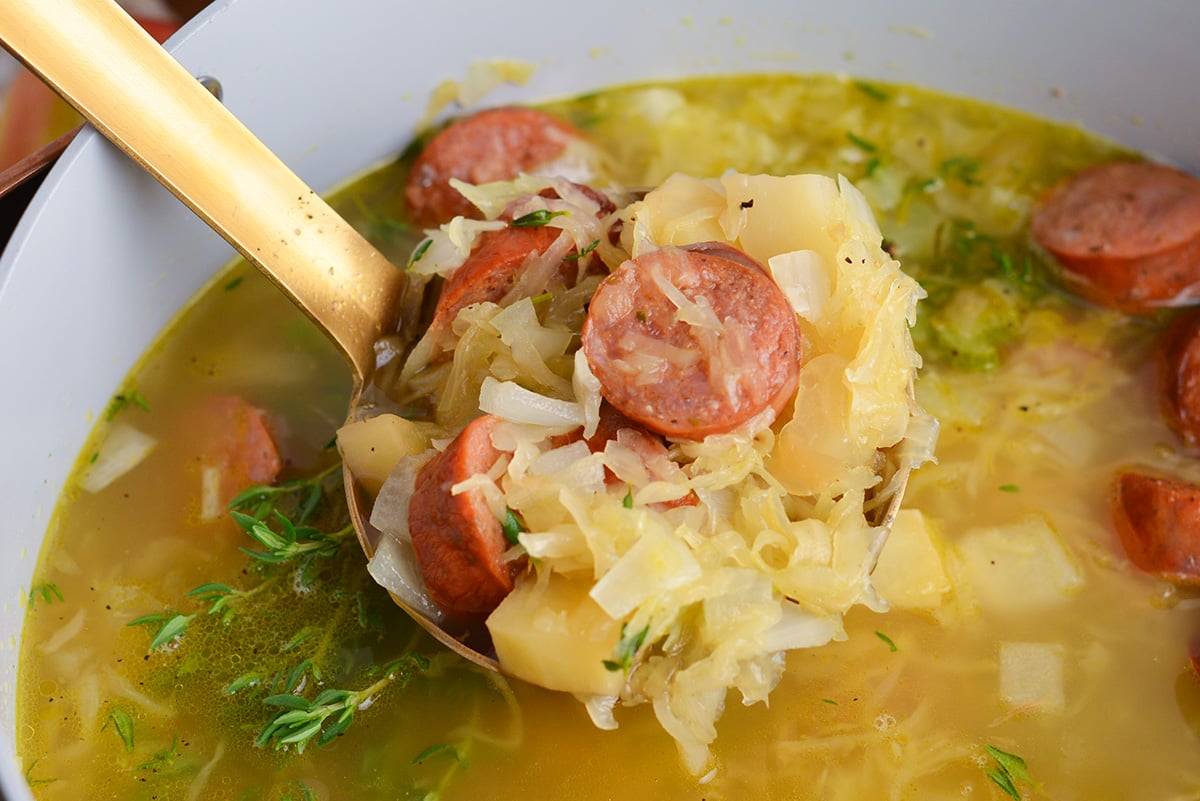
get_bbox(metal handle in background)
[0,0,404,382]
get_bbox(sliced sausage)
[430,224,566,332]
[408,414,514,623]
[195,394,281,503]
[405,107,587,228]
[1031,161,1200,313]
[429,184,615,334]
[1159,309,1200,447]
[1112,470,1200,583]
[552,403,699,508]
[581,242,801,440]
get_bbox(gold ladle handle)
[0,0,403,382]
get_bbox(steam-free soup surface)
[17,74,1200,800]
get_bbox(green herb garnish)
[106,389,150,421]
[408,237,432,267]
[940,155,983,187]
[853,80,889,101]
[224,276,244,291]
[135,734,181,772]
[565,238,600,260]
[412,742,460,765]
[983,744,1031,800]
[128,612,195,650]
[846,132,879,152]
[501,507,526,545]
[602,623,650,672]
[875,631,898,652]
[623,486,634,509]
[103,708,136,753]
[511,209,567,227]
[999,484,1020,493]
[256,653,428,753]
[23,758,55,787]
[27,582,63,607]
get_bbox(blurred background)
[0,0,210,173]
[0,0,212,244]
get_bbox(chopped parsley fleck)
[623,486,634,509]
[999,484,1020,493]
[224,276,244,291]
[875,630,898,652]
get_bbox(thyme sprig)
[256,653,429,752]
[233,510,354,567]
[227,461,342,524]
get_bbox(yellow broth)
[17,74,1200,800]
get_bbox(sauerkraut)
[356,168,938,775]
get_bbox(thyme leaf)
[602,623,649,672]
[106,389,150,421]
[511,209,567,227]
[128,612,195,650]
[28,582,63,607]
[565,238,600,260]
[501,507,526,546]
[102,707,135,753]
[984,744,1031,800]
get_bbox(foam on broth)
[16,74,1200,799]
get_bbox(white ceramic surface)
[0,0,1196,796]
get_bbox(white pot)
[0,0,1195,796]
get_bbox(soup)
[16,74,1200,800]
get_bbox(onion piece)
[478,376,584,427]
[79,422,157,493]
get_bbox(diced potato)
[487,573,624,697]
[337,414,430,497]
[871,509,952,610]
[955,514,1084,614]
[999,641,1065,714]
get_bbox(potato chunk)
[871,509,952,610]
[337,414,430,497]
[487,572,624,697]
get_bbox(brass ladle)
[0,0,496,669]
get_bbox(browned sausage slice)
[430,224,566,333]
[581,242,801,439]
[1112,470,1200,583]
[405,107,587,227]
[1159,309,1200,447]
[408,414,514,623]
[1031,161,1200,313]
